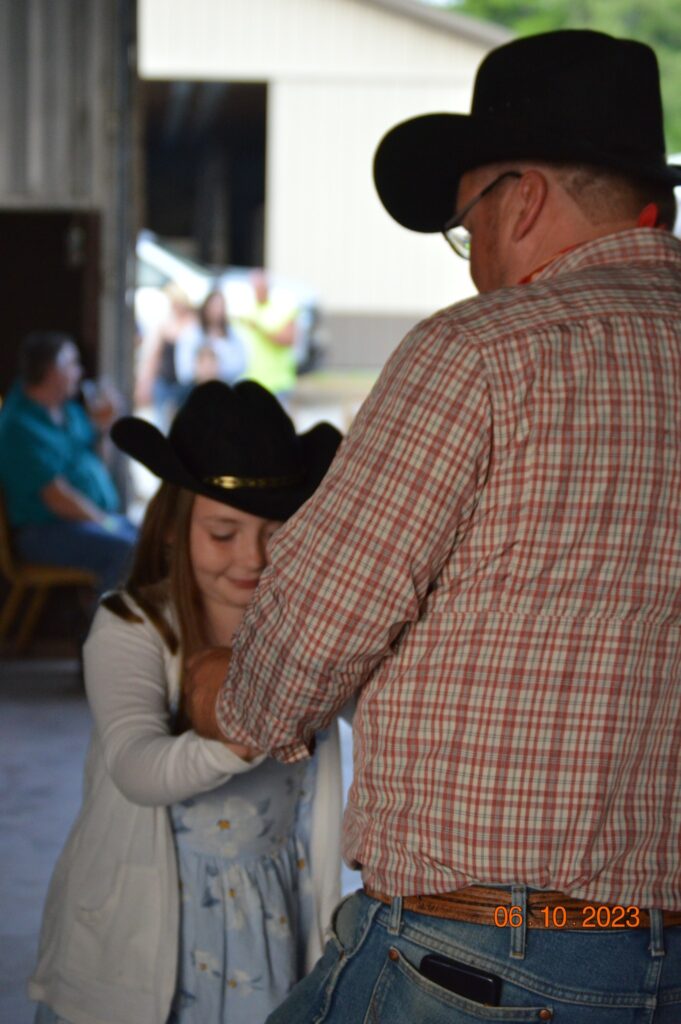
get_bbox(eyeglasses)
[442,171,522,259]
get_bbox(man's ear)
[510,170,548,242]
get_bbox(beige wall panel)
[140,0,486,81]
[267,79,476,316]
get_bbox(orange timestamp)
[493,904,642,929]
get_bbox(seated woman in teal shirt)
[0,331,137,592]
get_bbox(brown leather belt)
[365,885,681,931]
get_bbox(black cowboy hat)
[373,29,681,234]
[111,380,342,521]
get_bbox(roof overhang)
[357,0,513,48]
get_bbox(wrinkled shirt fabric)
[218,228,681,909]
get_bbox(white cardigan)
[29,601,342,1024]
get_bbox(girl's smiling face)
[189,494,282,617]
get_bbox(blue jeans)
[15,516,137,593]
[267,889,681,1023]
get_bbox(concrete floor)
[0,659,90,1024]
[0,656,359,1024]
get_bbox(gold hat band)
[205,473,305,490]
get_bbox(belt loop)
[388,896,403,936]
[510,885,527,960]
[648,908,665,959]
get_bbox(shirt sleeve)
[83,604,265,806]
[217,314,493,760]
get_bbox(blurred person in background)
[0,330,136,593]
[135,282,198,430]
[238,270,298,402]
[175,289,247,388]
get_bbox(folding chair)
[0,492,97,653]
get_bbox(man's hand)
[184,647,260,760]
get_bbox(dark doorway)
[0,211,100,396]
[142,80,267,268]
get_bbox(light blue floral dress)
[166,751,318,1024]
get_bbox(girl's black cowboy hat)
[373,29,681,234]
[111,380,342,521]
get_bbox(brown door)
[0,210,100,396]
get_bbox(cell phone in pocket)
[419,953,502,1005]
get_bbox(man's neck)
[512,219,642,287]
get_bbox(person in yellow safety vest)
[238,270,298,399]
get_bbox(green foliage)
[449,0,681,151]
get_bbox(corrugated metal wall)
[0,0,108,206]
[0,0,137,391]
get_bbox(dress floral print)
[167,749,318,1024]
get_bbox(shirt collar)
[519,228,681,286]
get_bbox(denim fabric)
[266,890,681,1023]
[15,515,137,593]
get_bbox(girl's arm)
[83,604,265,806]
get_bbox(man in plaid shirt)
[187,30,681,1022]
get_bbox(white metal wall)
[140,0,502,318]
[267,77,476,315]
[140,0,496,83]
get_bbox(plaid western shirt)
[219,229,681,908]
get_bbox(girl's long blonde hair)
[102,481,211,657]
